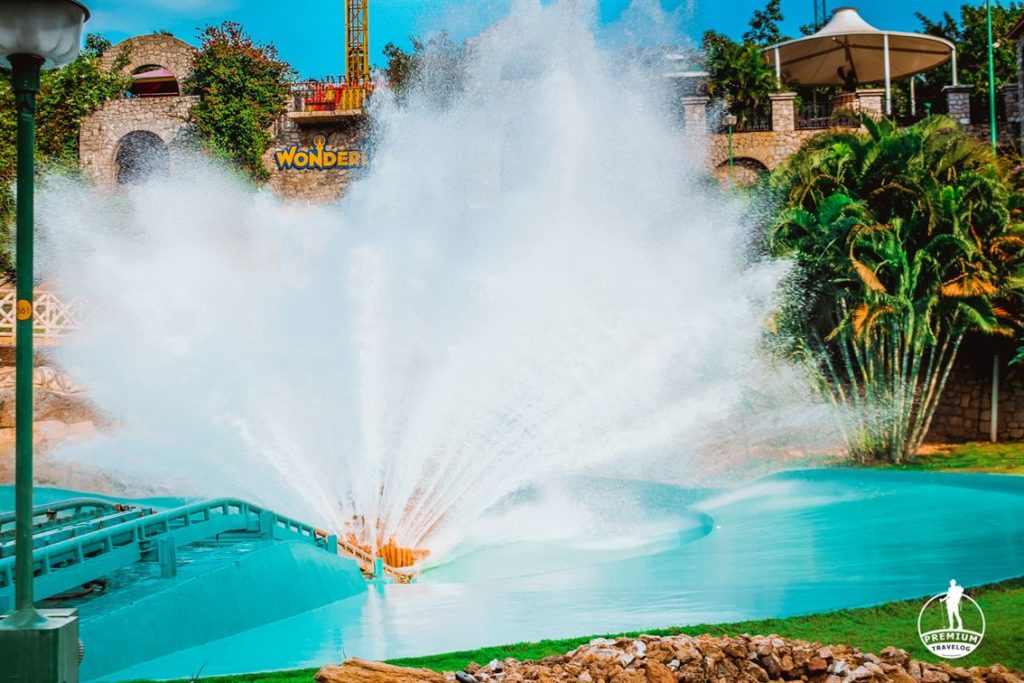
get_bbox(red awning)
[132,67,176,82]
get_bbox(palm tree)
[768,116,1024,462]
[704,39,778,127]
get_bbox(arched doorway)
[115,131,169,185]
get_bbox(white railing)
[0,288,84,339]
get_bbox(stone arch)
[102,34,197,84]
[714,157,770,187]
[114,130,169,185]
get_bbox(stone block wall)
[79,95,198,186]
[708,129,822,173]
[943,85,974,125]
[102,34,196,82]
[854,89,884,119]
[926,339,1024,442]
[263,114,368,203]
[769,92,796,131]
[681,96,711,132]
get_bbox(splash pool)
[7,468,1023,680]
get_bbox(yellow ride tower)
[346,0,370,88]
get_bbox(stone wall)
[263,114,368,203]
[708,129,822,172]
[101,34,196,82]
[79,95,197,185]
[80,34,199,186]
[704,91,865,179]
[927,338,1024,442]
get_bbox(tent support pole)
[883,33,892,116]
[774,46,781,85]
[952,48,958,86]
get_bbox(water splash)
[38,1,837,557]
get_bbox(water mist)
[37,0,837,561]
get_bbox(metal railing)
[797,101,862,130]
[716,109,772,132]
[0,496,411,608]
[0,288,83,339]
[291,77,372,113]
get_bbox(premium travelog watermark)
[917,579,985,659]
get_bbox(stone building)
[79,34,199,186]
[79,33,366,202]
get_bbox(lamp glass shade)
[0,0,89,69]
[722,114,738,127]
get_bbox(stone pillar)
[769,92,797,132]
[854,89,885,119]
[681,95,709,132]
[1001,82,1019,123]
[943,84,975,125]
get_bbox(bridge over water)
[0,491,385,680]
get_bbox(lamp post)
[986,0,998,153]
[722,113,737,188]
[0,1,89,681]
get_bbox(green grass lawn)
[886,441,1024,475]
[140,577,1024,682]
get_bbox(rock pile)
[314,634,1023,683]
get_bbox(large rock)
[316,658,446,683]
[328,635,1022,683]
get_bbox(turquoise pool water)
[5,469,1024,680]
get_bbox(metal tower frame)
[346,0,370,87]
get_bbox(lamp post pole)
[10,53,42,622]
[0,4,90,680]
[722,113,738,189]
[728,122,734,186]
[987,0,998,153]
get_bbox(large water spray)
[38,1,836,559]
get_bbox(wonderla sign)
[274,136,369,170]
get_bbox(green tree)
[382,40,418,95]
[914,3,1023,114]
[743,0,787,47]
[767,116,1024,462]
[185,22,294,180]
[381,32,465,107]
[702,31,778,123]
[0,33,130,279]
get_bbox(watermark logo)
[917,579,985,659]
[274,135,369,171]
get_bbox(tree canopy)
[742,0,787,47]
[767,116,1024,461]
[916,3,1023,106]
[0,34,130,279]
[185,21,294,180]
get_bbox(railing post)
[854,89,885,120]
[157,537,176,579]
[769,92,797,132]
[258,510,275,540]
[680,95,709,134]
[1001,83,1018,124]
[943,84,975,125]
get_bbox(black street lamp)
[0,1,90,681]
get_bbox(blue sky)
[85,0,982,79]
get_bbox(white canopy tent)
[762,7,957,115]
